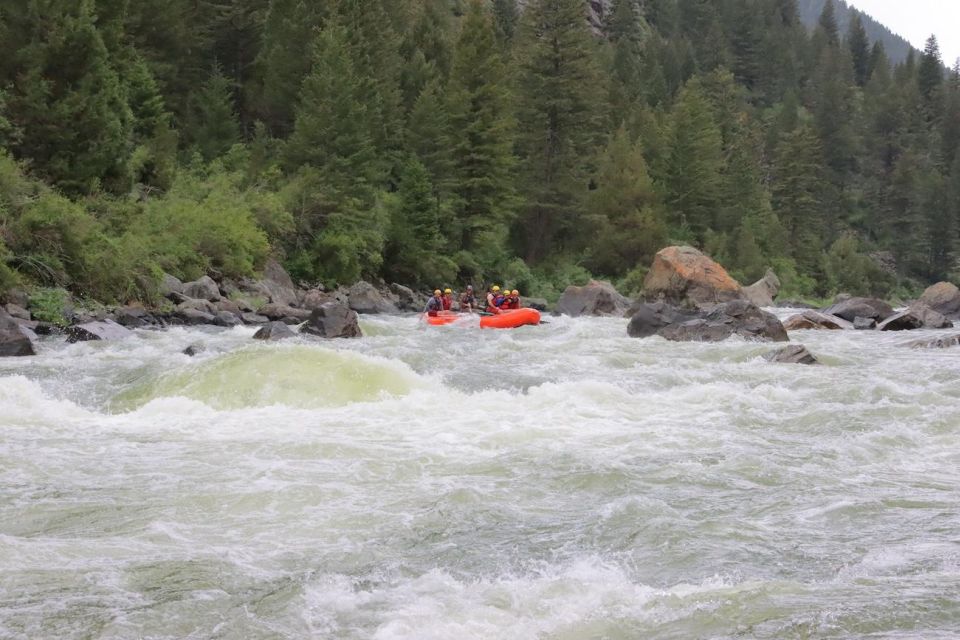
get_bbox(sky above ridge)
[847,0,960,66]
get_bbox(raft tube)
[424,308,541,329]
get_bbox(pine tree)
[184,66,241,161]
[818,0,839,46]
[664,78,723,241]
[585,126,665,275]
[8,0,133,194]
[918,35,944,118]
[605,0,647,124]
[772,123,824,275]
[446,0,517,262]
[847,12,870,87]
[515,0,604,262]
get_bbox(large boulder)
[182,276,222,302]
[628,300,788,343]
[822,296,895,323]
[258,303,312,322]
[879,308,953,331]
[159,273,184,299]
[389,283,425,312]
[764,344,819,365]
[642,246,743,309]
[175,308,217,326]
[240,312,269,325]
[302,289,333,311]
[522,297,549,312]
[0,310,36,356]
[347,281,397,314]
[212,311,242,327]
[261,259,299,307]
[300,303,363,339]
[67,319,133,343]
[177,298,217,315]
[742,269,781,308]
[853,317,877,330]
[5,303,31,321]
[556,280,630,317]
[783,310,853,331]
[627,302,697,339]
[253,321,296,341]
[915,282,960,318]
[114,306,158,328]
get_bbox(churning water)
[1,313,959,639]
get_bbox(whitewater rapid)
[1,314,959,639]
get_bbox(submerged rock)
[628,300,788,343]
[822,296,894,323]
[182,343,205,357]
[67,319,132,343]
[254,321,296,341]
[853,316,877,330]
[556,280,630,317]
[782,311,853,331]
[764,344,819,365]
[300,303,362,339]
[642,246,743,309]
[905,334,960,349]
[0,310,36,356]
[742,269,781,308]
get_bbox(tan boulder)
[643,246,743,309]
[916,282,960,319]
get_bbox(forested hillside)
[797,0,915,64]
[0,0,958,304]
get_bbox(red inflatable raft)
[424,308,541,329]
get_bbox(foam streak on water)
[1,317,960,639]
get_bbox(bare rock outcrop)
[642,246,743,309]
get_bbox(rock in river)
[915,282,960,319]
[764,344,820,365]
[300,303,363,339]
[642,246,743,309]
[782,311,853,331]
[822,296,894,323]
[0,309,35,356]
[254,321,296,341]
[629,300,788,343]
[67,319,132,343]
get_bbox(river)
[1,313,959,639]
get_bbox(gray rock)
[67,319,133,343]
[160,273,184,299]
[915,282,960,319]
[822,297,895,323]
[215,299,243,316]
[347,281,397,314]
[523,297,549,312]
[742,269,781,308]
[557,280,630,317]
[853,316,877,330]
[114,306,156,328]
[905,334,960,349]
[764,344,819,365]
[182,343,205,357]
[300,302,363,339]
[628,300,788,343]
[258,303,312,322]
[908,304,955,329]
[5,303,31,321]
[302,289,333,311]
[182,275,222,302]
[240,312,270,325]
[261,259,299,307]
[177,298,217,315]
[627,302,697,339]
[0,310,36,356]
[389,283,420,312]
[1,288,30,308]
[212,311,242,327]
[783,311,853,331]
[879,307,953,331]
[176,308,217,326]
[253,321,296,341]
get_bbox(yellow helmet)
[492,285,501,292]
[434,289,442,296]
[512,290,519,296]
[444,288,452,294]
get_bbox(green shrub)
[29,287,70,325]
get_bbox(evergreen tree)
[446,0,517,265]
[772,123,824,275]
[8,0,133,194]
[918,35,944,118]
[664,78,723,241]
[585,126,665,275]
[515,0,604,262]
[184,66,241,161]
[847,12,870,87]
[817,0,839,46]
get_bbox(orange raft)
[424,308,541,329]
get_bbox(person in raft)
[425,290,444,317]
[486,285,503,314]
[442,288,454,311]
[459,285,477,312]
[503,289,521,310]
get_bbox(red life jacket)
[442,295,452,311]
